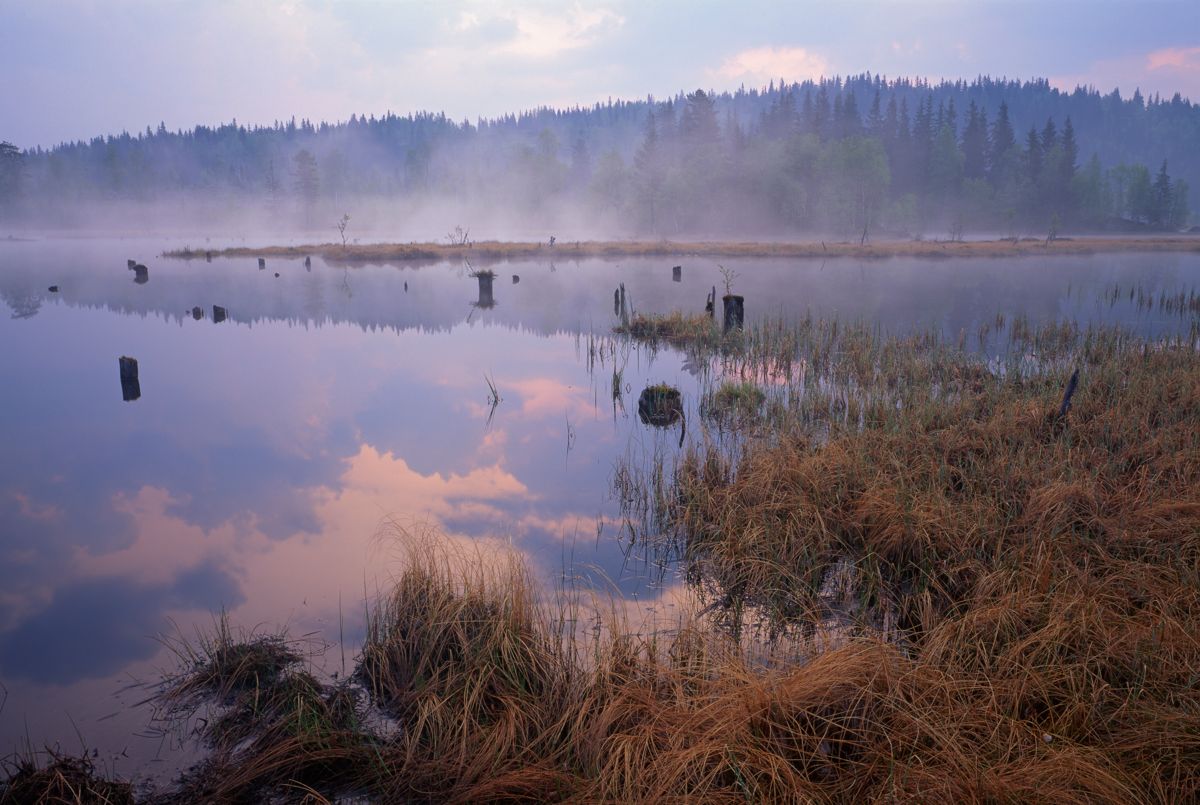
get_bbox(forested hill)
[0,74,1195,237]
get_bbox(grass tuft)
[0,752,134,805]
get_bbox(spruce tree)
[1041,118,1058,152]
[1025,126,1042,182]
[961,100,988,179]
[1060,117,1078,180]
[867,90,883,137]
[842,92,861,137]
[989,102,1016,184]
[1152,160,1172,228]
[813,86,830,140]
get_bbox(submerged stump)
[213,305,227,323]
[474,272,495,308]
[258,258,267,270]
[191,306,203,320]
[638,384,683,428]
[672,265,682,282]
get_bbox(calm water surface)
[1,237,1197,781]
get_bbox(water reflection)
[5,240,1199,341]
[0,237,1198,780]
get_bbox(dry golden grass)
[164,235,1200,264]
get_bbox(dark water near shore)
[1,237,1198,783]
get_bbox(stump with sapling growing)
[723,294,744,333]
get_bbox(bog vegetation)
[8,313,1198,803]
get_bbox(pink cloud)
[710,46,829,86]
[1147,46,1200,72]
[1050,47,1200,103]
[508,377,597,419]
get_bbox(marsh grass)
[149,617,373,802]
[40,472,1200,804]
[614,310,720,348]
[144,496,1199,802]
[701,379,767,426]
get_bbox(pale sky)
[2,0,1198,149]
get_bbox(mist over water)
[3,75,1195,243]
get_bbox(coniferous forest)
[0,74,1194,237]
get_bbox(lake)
[1,237,1198,780]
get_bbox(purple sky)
[2,0,1198,149]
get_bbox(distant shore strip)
[163,236,1200,264]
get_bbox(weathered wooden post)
[304,256,312,270]
[191,306,203,320]
[132,264,149,284]
[723,294,744,333]
[613,288,620,317]
[213,305,227,323]
[258,258,266,270]
[672,265,682,282]
[705,286,716,317]
[119,356,140,402]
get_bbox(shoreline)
[162,235,1200,264]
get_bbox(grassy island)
[164,235,1200,265]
